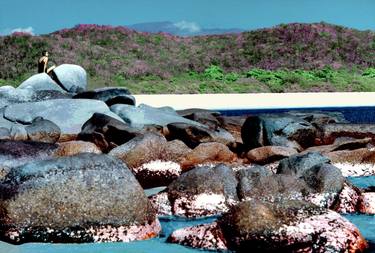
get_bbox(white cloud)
[1,27,34,35]
[173,21,201,33]
[10,26,34,35]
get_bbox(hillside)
[0,22,374,92]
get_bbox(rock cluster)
[0,66,372,251]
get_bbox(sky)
[0,0,374,35]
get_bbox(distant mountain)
[128,21,244,36]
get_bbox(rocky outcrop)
[320,123,375,145]
[0,153,160,244]
[3,99,122,141]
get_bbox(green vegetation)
[97,66,375,94]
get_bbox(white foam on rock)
[133,160,181,174]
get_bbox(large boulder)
[0,153,160,244]
[241,114,317,151]
[3,99,123,141]
[167,122,235,149]
[169,200,367,252]
[17,73,64,92]
[52,64,87,92]
[53,141,102,157]
[110,104,203,130]
[73,87,135,106]
[218,200,367,252]
[78,113,140,152]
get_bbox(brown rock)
[168,222,228,251]
[246,146,298,165]
[304,137,372,154]
[180,142,237,170]
[332,182,362,213]
[216,115,246,143]
[53,141,102,157]
[321,123,375,145]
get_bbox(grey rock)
[17,73,64,92]
[0,153,159,244]
[73,87,135,106]
[110,104,203,129]
[53,64,87,92]
[3,99,123,140]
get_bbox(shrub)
[225,72,240,83]
[204,65,224,80]
[363,68,375,78]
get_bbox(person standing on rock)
[38,50,56,74]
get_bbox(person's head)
[42,50,48,57]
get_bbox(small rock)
[53,141,102,157]
[246,145,298,165]
[359,192,375,215]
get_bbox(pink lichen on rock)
[333,183,361,213]
[172,193,236,218]
[149,192,173,216]
[333,162,375,177]
[359,192,375,215]
[86,219,161,242]
[168,222,228,251]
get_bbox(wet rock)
[326,148,375,177]
[218,200,367,252]
[52,64,87,92]
[73,87,135,106]
[17,73,64,92]
[0,153,160,244]
[0,140,58,180]
[320,123,375,145]
[25,117,61,143]
[246,146,298,165]
[4,99,122,141]
[166,164,239,217]
[167,122,235,149]
[241,114,317,151]
[359,192,375,215]
[111,104,202,130]
[168,222,228,251]
[287,111,348,126]
[53,141,102,157]
[179,142,237,171]
[78,113,140,152]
